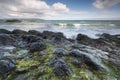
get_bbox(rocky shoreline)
[0,29,120,80]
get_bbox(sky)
[0,0,120,20]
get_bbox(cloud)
[93,0,120,9]
[0,0,69,18]
[52,2,69,13]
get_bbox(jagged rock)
[21,35,43,43]
[42,31,54,39]
[12,29,27,35]
[0,56,16,77]
[49,57,72,77]
[17,35,43,48]
[76,33,113,52]
[51,32,69,44]
[69,49,109,72]
[28,30,42,36]
[53,48,67,57]
[71,44,109,60]
[0,29,11,34]
[99,33,120,47]
[76,33,120,70]
[42,31,69,44]
[29,41,46,52]
[76,33,94,45]
[76,33,120,52]
[0,34,15,46]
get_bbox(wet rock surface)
[76,33,120,70]
[0,56,16,77]
[0,29,11,34]
[69,49,108,72]
[53,48,67,57]
[12,29,27,35]
[0,29,119,80]
[0,34,15,46]
[49,57,72,77]
[29,41,46,52]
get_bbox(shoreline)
[0,29,120,80]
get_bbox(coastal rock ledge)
[0,29,120,80]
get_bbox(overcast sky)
[0,0,120,20]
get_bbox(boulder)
[12,29,27,35]
[42,31,54,39]
[0,34,15,46]
[76,34,93,45]
[28,30,42,36]
[71,44,109,60]
[69,49,108,72]
[29,41,46,52]
[76,33,115,53]
[0,56,16,77]
[41,31,69,44]
[53,48,67,57]
[17,35,43,48]
[49,57,72,77]
[0,29,11,34]
[21,35,43,43]
[99,33,120,47]
[51,32,67,44]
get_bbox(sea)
[0,19,120,39]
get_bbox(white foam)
[58,23,67,28]
[73,24,81,28]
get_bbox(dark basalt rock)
[21,35,43,43]
[0,34,15,46]
[99,33,120,47]
[42,31,54,39]
[51,32,68,44]
[0,29,11,34]
[29,41,46,52]
[0,56,16,77]
[53,48,67,57]
[28,30,42,36]
[69,49,108,72]
[41,31,69,44]
[49,57,72,77]
[76,33,120,70]
[76,34,93,45]
[12,29,27,35]
[17,35,43,48]
[76,33,119,55]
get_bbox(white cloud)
[0,0,69,18]
[93,0,120,9]
[0,0,119,20]
[52,2,69,13]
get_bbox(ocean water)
[0,19,120,39]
